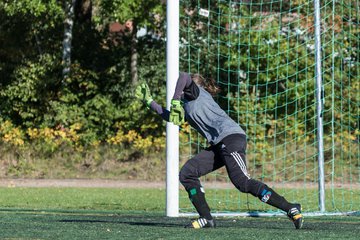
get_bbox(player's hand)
[135,83,153,107]
[169,99,185,125]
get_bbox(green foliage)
[97,0,165,29]
[180,0,359,138]
[1,54,61,126]
[0,0,167,155]
[0,0,64,59]
[0,0,358,177]
[178,0,359,184]
[0,0,168,179]
[0,0,63,17]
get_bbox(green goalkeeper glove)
[169,99,185,125]
[135,83,153,107]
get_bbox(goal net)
[177,0,359,216]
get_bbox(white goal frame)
[165,0,326,217]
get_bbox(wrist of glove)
[145,97,153,107]
[135,83,153,107]
[169,99,185,125]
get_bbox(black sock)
[258,186,293,212]
[188,187,213,220]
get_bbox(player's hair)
[191,74,221,96]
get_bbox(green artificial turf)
[0,187,359,239]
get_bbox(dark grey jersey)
[183,87,245,145]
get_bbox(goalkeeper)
[135,72,303,229]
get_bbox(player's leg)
[219,134,303,229]
[179,147,224,228]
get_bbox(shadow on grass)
[56,216,360,231]
[2,208,359,231]
[58,219,181,227]
[54,215,316,230]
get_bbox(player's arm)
[135,72,196,125]
[173,72,199,101]
[169,72,198,125]
[135,83,170,122]
[150,101,170,122]
[168,72,200,125]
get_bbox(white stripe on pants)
[230,151,250,179]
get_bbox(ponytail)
[191,74,221,96]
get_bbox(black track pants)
[179,134,264,197]
[179,134,293,212]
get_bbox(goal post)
[166,0,179,217]
[166,0,359,217]
[313,0,325,213]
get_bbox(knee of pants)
[232,177,263,196]
[179,167,200,190]
[229,175,249,193]
[234,180,250,193]
[179,165,196,187]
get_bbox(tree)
[62,0,93,81]
[0,0,64,125]
[97,0,165,85]
[62,0,77,81]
